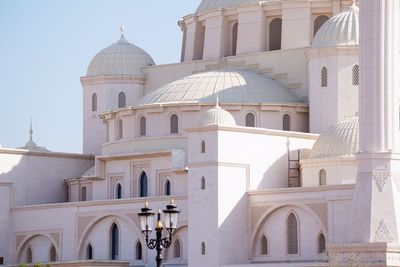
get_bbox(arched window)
[49,245,57,262]
[201,242,206,255]
[164,179,171,196]
[352,64,360,86]
[201,141,206,153]
[321,67,328,87]
[139,116,146,136]
[81,187,87,201]
[115,183,122,199]
[283,114,291,131]
[170,114,179,134]
[201,176,206,190]
[174,239,181,258]
[314,15,329,36]
[26,247,32,263]
[87,244,93,260]
[117,119,123,140]
[261,235,268,255]
[232,22,238,56]
[318,233,326,254]
[139,172,148,197]
[92,93,97,112]
[110,223,119,260]
[136,241,143,260]
[118,92,126,108]
[269,18,282,51]
[319,169,326,186]
[245,113,255,127]
[287,213,298,255]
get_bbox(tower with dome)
[1,0,400,266]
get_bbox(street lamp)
[138,200,180,267]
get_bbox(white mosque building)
[1,0,400,266]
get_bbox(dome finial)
[352,0,356,6]
[120,17,125,37]
[29,116,33,142]
[215,94,220,108]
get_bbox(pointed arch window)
[201,141,206,153]
[201,242,206,255]
[287,213,298,255]
[164,179,171,196]
[232,22,238,56]
[318,233,326,254]
[314,15,329,36]
[352,64,360,86]
[139,172,148,197]
[269,18,282,51]
[49,245,57,262]
[117,119,123,140]
[81,186,87,201]
[115,183,122,199]
[260,235,268,255]
[321,67,328,87]
[118,92,126,108]
[87,244,93,260]
[319,169,326,186]
[139,116,146,136]
[245,113,255,127]
[283,114,291,131]
[110,223,119,260]
[136,241,143,260]
[92,93,97,112]
[170,114,179,134]
[26,247,32,263]
[201,176,206,190]
[174,239,181,258]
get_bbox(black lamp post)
[138,200,180,267]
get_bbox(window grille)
[174,239,181,258]
[140,172,148,197]
[116,183,122,199]
[165,179,171,196]
[118,119,123,140]
[314,15,329,36]
[118,92,126,108]
[26,247,32,263]
[283,114,291,131]
[321,67,328,87]
[49,246,57,262]
[81,187,87,201]
[136,242,143,260]
[352,65,360,86]
[201,141,206,153]
[245,113,255,127]
[170,114,179,134]
[269,18,282,51]
[261,235,268,255]
[201,177,206,190]
[201,242,206,255]
[110,223,119,260]
[140,117,146,136]
[287,213,298,255]
[319,169,326,186]
[232,22,238,56]
[318,233,326,253]
[92,93,97,111]
[87,244,93,260]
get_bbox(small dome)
[199,105,237,127]
[312,4,359,48]
[309,117,359,159]
[196,0,261,13]
[86,35,155,77]
[135,69,301,107]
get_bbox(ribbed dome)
[135,69,301,107]
[199,105,237,127]
[309,117,359,159]
[196,0,261,13]
[312,4,359,48]
[86,35,155,77]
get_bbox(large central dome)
[135,69,302,107]
[196,0,261,14]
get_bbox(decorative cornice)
[80,75,146,86]
[305,45,359,60]
[0,148,94,160]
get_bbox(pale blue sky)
[0,0,199,153]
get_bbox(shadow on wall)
[0,152,94,206]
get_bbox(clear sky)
[0,0,199,153]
